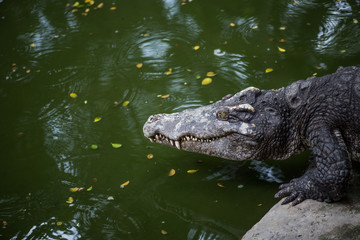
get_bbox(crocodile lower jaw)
[148,133,222,150]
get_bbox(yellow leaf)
[265,68,274,73]
[121,180,130,187]
[229,22,235,27]
[169,169,176,176]
[122,100,130,107]
[73,1,79,7]
[193,45,200,50]
[147,154,154,159]
[251,25,258,29]
[94,117,102,122]
[201,78,212,85]
[70,187,80,192]
[87,186,93,191]
[136,63,143,68]
[278,47,286,52]
[217,182,224,188]
[166,68,172,75]
[354,19,359,24]
[340,49,346,53]
[70,93,78,98]
[111,143,122,148]
[85,0,90,3]
[57,221,62,226]
[206,72,216,77]
[257,203,263,207]
[187,169,198,174]
[161,94,170,99]
[71,9,78,13]
[66,197,74,204]
[89,0,95,5]
[161,230,168,235]
[96,3,103,8]
[279,26,286,30]
[279,38,286,43]
[85,8,90,13]
[143,33,151,37]
[110,6,116,10]
[30,43,36,47]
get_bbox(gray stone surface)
[242,171,360,240]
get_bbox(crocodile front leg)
[275,127,351,205]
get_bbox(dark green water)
[1,0,360,239]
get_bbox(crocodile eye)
[217,111,228,120]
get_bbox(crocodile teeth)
[175,140,181,150]
[149,138,154,142]
[170,140,175,146]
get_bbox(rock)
[242,171,360,240]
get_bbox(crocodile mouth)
[148,133,222,150]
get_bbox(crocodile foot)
[274,171,340,205]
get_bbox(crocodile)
[143,66,360,205]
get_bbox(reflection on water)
[1,0,360,239]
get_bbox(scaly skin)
[143,66,360,205]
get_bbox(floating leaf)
[147,154,154,159]
[193,45,200,50]
[111,143,122,148]
[26,69,31,73]
[92,177,98,183]
[279,26,286,30]
[161,230,168,235]
[85,8,90,13]
[196,75,201,79]
[136,63,143,68]
[166,68,173,75]
[251,25,259,29]
[121,180,130,188]
[122,100,130,107]
[96,2,103,9]
[169,169,176,176]
[279,39,286,43]
[265,68,274,73]
[257,203,263,207]
[87,186,93,191]
[85,0,90,3]
[57,221,62,226]
[2,221,7,227]
[187,169,198,174]
[354,19,359,24]
[206,72,216,77]
[229,22,235,27]
[70,187,80,192]
[89,0,95,6]
[94,117,102,122]
[278,47,286,52]
[110,6,116,10]
[66,197,74,204]
[340,49,346,53]
[73,1,80,7]
[143,33,151,37]
[161,94,170,99]
[30,43,36,47]
[201,78,212,85]
[107,196,114,200]
[217,182,224,188]
[91,144,98,150]
[70,93,78,98]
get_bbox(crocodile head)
[143,86,293,161]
